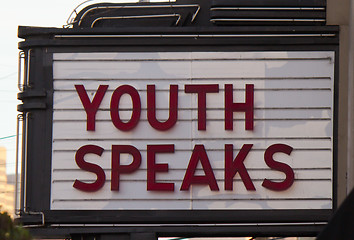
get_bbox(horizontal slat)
[52,119,332,139]
[192,199,332,210]
[51,148,332,170]
[210,10,326,19]
[52,139,332,150]
[51,199,332,210]
[53,51,333,61]
[53,59,334,79]
[211,7,326,11]
[53,78,332,90]
[52,168,332,182]
[210,19,326,26]
[53,108,332,121]
[52,199,190,210]
[51,181,332,201]
[53,90,333,109]
[210,0,326,7]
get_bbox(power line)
[0,64,16,68]
[0,135,17,140]
[0,89,18,92]
[0,72,17,80]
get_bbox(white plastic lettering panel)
[51,51,334,210]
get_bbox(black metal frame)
[17,25,339,239]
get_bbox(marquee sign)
[51,51,334,211]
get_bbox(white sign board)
[51,51,334,211]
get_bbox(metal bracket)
[91,13,182,28]
[18,49,32,91]
[18,51,25,91]
[16,114,45,225]
[17,90,47,100]
[16,211,45,227]
[15,114,23,216]
[17,89,47,112]
[15,112,29,218]
[17,103,46,112]
[72,3,200,28]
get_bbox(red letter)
[147,85,178,131]
[147,145,175,191]
[185,84,219,130]
[262,144,294,191]
[225,144,255,191]
[75,85,108,131]
[110,85,141,131]
[73,145,105,192]
[181,145,219,191]
[225,84,254,131]
[111,145,141,191]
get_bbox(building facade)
[327,0,354,204]
[0,147,15,217]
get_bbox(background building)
[327,0,354,204]
[0,147,15,217]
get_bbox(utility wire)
[0,72,17,80]
[0,135,17,140]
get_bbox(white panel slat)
[51,149,332,170]
[53,60,333,80]
[53,78,332,90]
[52,108,332,121]
[53,51,334,61]
[192,200,332,210]
[53,61,192,80]
[52,168,332,182]
[51,199,332,210]
[52,119,332,140]
[53,89,332,110]
[50,180,331,201]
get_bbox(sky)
[0,0,160,174]
[0,0,85,174]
